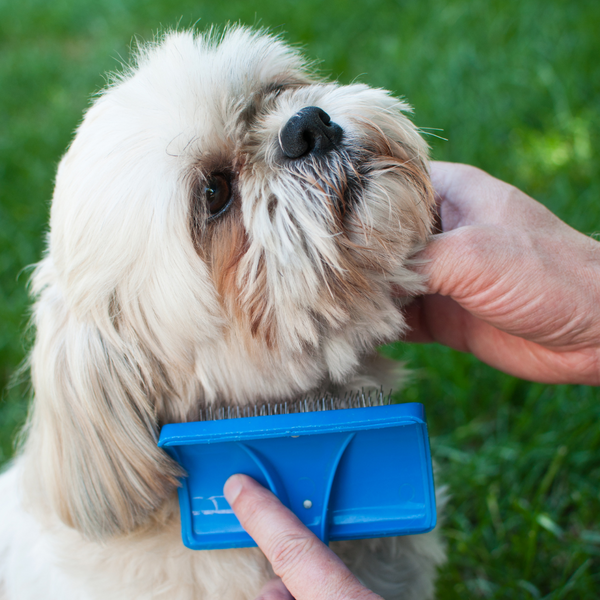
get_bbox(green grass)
[1,0,599,597]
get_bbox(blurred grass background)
[1,0,599,597]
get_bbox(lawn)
[1,0,599,597]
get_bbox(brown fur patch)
[206,208,249,302]
[193,201,279,351]
[354,122,434,251]
[241,254,278,349]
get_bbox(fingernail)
[224,474,243,504]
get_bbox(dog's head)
[23,28,434,538]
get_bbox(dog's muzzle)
[279,106,343,159]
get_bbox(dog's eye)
[205,174,232,217]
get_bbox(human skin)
[225,163,600,600]
[404,161,600,385]
[224,474,382,600]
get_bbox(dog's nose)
[279,107,343,159]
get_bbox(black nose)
[279,106,343,159]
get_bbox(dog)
[0,27,445,599]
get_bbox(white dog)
[0,28,445,599]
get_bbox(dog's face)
[25,29,434,538]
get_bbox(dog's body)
[0,29,444,599]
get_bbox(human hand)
[223,474,381,600]
[404,161,600,385]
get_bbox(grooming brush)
[158,390,436,550]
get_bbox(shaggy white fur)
[0,28,445,599]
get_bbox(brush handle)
[159,404,437,550]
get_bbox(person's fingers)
[256,578,294,600]
[406,294,600,385]
[224,475,381,600]
[410,227,504,298]
[429,161,467,205]
[430,161,565,232]
[429,162,495,230]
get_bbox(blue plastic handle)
[158,403,436,550]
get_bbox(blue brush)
[158,392,436,550]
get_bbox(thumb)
[413,226,505,300]
[224,474,381,600]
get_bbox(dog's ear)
[21,261,183,539]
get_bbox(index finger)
[224,474,381,600]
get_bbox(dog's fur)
[0,28,445,599]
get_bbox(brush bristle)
[198,388,393,421]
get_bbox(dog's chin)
[20,27,435,542]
